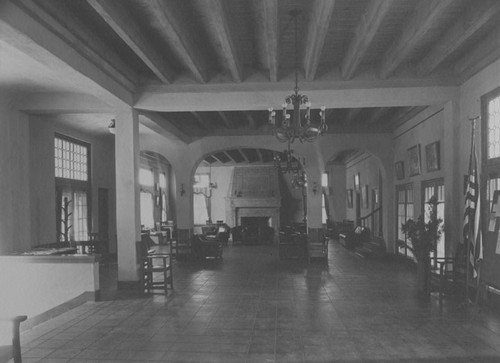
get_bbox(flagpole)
[465,120,475,303]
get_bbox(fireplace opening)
[235,216,274,244]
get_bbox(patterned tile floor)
[16,241,500,362]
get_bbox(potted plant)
[400,196,443,296]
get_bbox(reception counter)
[0,254,99,328]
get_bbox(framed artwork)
[395,161,405,180]
[347,189,353,208]
[425,141,440,172]
[354,173,360,190]
[408,144,422,176]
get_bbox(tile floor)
[16,241,500,362]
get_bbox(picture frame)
[425,141,440,172]
[395,161,405,180]
[354,173,360,191]
[347,189,353,208]
[408,144,421,177]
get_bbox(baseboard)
[21,291,99,332]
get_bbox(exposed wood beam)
[86,0,174,83]
[238,148,250,163]
[148,0,210,83]
[256,149,263,163]
[303,0,336,81]
[218,111,232,128]
[366,107,391,125]
[139,111,191,144]
[391,106,428,128]
[0,0,132,106]
[190,112,211,130]
[211,154,224,164]
[193,0,243,82]
[254,0,278,82]
[379,0,455,79]
[454,25,500,82]
[418,0,500,76]
[223,151,236,164]
[341,0,395,80]
[344,108,363,125]
[244,111,257,129]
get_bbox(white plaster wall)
[0,256,98,318]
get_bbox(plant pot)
[416,255,431,297]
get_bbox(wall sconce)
[108,119,115,134]
[180,184,185,196]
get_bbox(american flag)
[463,127,483,279]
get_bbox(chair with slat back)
[0,315,27,363]
[137,240,173,294]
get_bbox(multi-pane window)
[423,180,445,264]
[55,136,88,181]
[55,135,90,242]
[159,172,168,222]
[397,184,414,259]
[485,89,500,239]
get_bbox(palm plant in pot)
[400,196,443,296]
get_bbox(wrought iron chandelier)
[268,9,327,144]
[273,143,307,189]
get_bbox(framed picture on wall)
[347,189,353,208]
[354,173,360,190]
[395,161,405,180]
[425,141,440,172]
[408,144,422,176]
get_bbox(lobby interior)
[2,0,500,362]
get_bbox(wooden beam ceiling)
[139,111,191,144]
[87,0,174,83]
[379,0,456,79]
[417,0,500,76]
[217,111,232,128]
[193,0,243,82]
[147,0,210,83]
[190,112,211,130]
[341,0,395,80]
[303,0,336,81]
[254,0,278,82]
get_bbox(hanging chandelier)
[268,9,327,144]
[273,143,303,175]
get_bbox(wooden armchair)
[0,315,27,363]
[431,244,467,300]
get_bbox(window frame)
[396,183,414,258]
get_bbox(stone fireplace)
[225,166,281,240]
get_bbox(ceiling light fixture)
[268,9,327,145]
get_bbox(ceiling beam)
[193,0,243,82]
[244,111,257,129]
[238,148,250,163]
[454,24,500,81]
[417,0,500,76]
[365,107,391,125]
[148,0,210,83]
[379,0,456,79]
[190,112,212,130]
[341,0,394,80]
[218,111,232,128]
[254,0,278,82]
[391,106,428,128]
[87,0,174,83]
[303,0,336,81]
[139,111,191,144]
[0,0,133,106]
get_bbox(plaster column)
[115,108,141,287]
[443,99,461,257]
[0,98,31,254]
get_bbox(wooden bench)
[0,315,27,363]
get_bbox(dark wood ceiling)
[30,0,500,140]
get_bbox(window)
[139,168,154,187]
[423,180,445,265]
[159,172,168,222]
[55,135,90,242]
[486,90,500,159]
[396,184,414,259]
[139,168,155,229]
[322,193,328,223]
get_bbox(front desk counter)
[0,253,100,328]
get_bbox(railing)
[359,206,382,237]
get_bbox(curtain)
[140,191,154,229]
[193,193,209,225]
[58,189,88,242]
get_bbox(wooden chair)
[0,315,27,363]
[432,244,467,301]
[137,241,173,294]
